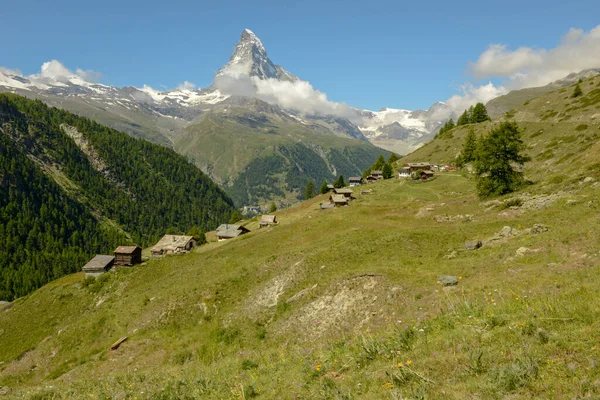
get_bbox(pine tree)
[268,201,277,213]
[382,163,393,179]
[362,167,372,179]
[304,180,316,200]
[474,122,530,198]
[471,103,491,123]
[462,127,478,164]
[572,83,583,98]
[334,175,346,188]
[457,110,470,126]
[319,180,329,194]
[372,155,386,171]
[387,153,400,165]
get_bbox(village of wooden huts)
[216,224,250,241]
[151,235,197,256]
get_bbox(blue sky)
[2,0,600,111]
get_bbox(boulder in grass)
[465,240,482,250]
[439,275,459,286]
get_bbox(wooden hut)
[82,255,115,277]
[366,175,378,184]
[333,187,354,199]
[330,194,349,207]
[216,224,250,240]
[151,235,197,256]
[259,215,278,228]
[419,170,435,180]
[113,246,142,266]
[371,170,384,179]
[406,162,431,173]
[348,177,363,187]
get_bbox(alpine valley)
[0,29,453,206]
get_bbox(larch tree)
[474,122,530,198]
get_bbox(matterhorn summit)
[215,29,298,82]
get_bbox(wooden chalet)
[419,170,435,180]
[82,255,115,277]
[366,175,378,184]
[114,246,142,266]
[326,184,335,191]
[348,177,363,187]
[333,187,354,199]
[406,162,431,173]
[216,224,250,240]
[329,194,349,207]
[371,170,384,180]
[398,167,411,178]
[259,214,278,228]
[151,235,197,256]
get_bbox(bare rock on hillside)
[443,250,458,259]
[286,284,317,304]
[438,275,459,286]
[244,259,305,318]
[436,214,473,223]
[0,386,11,396]
[581,177,596,184]
[277,274,399,340]
[465,240,482,250]
[483,223,548,247]
[516,247,541,257]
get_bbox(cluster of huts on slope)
[81,214,279,277]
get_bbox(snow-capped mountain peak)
[215,29,298,82]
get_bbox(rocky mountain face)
[215,29,298,82]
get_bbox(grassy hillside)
[2,77,600,398]
[2,168,600,398]
[485,68,600,119]
[0,94,237,300]
[405,74,600,185]
[175,103,388,206]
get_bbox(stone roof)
[216,224,250,238]
[82,255,115,272]
[371,170,383,175]
[333,188,353,194]
[152,235,194,253]
[348,176,362,181]
[260,214,277,224]
[114,246,141,254]
[331,194,348,203]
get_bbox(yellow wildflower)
[397,362,403,367]
[315,364,322,371]
[406,359,412,365]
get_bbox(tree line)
[303,152,400,199]
[437,102,491,138]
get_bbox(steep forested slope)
[0,94,237,300]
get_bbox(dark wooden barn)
[114,246,142,266]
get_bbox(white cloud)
[75,68,102,83]
[0,67,22,76]
[213,64,355,118]
[441,25,600,118]
[469,25,600,90]
[176,81,196,90]
[27,60,103,84]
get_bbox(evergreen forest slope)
[0,94,237,300]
